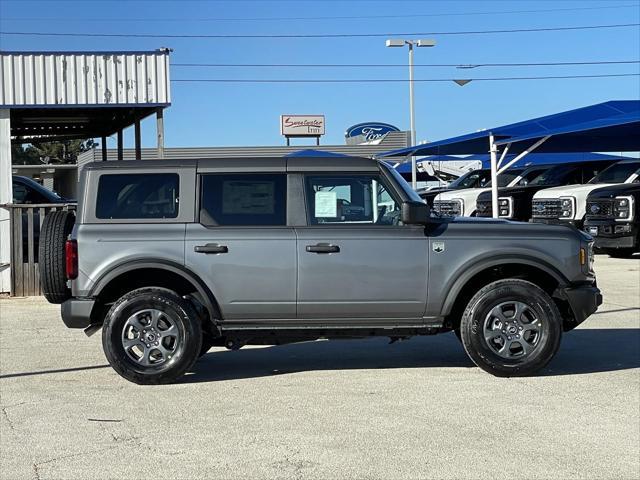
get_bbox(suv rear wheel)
[102,287,202,385]
[460,279,562,377]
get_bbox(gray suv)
[39,157,601,384]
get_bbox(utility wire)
[2,3,637,22]
[171,73,640,83]
[172,60,640,68]
[1,23,638,39]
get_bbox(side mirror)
[401,200,430,225]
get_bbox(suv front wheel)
[102,287,202,385]
[460,279,562,377]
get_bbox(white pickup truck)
[432,165,549,217]
[531,159,640,228]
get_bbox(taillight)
[65,239,78,280]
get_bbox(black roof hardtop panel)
[286,156,380,172]
[84,159,197,170]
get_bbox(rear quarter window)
[96,173,179,219]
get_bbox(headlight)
[580,242,595,274]
[453,199,464,216]
[560,196,575,219]
[614,196,634,221]
[498,197,513,218]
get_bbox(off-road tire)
[602,248,637,259]
[460,279,562,377]
[39,210,75,304]
[102,287,202,385]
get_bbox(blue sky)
[0,0,639,150]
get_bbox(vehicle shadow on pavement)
[543,327,640,376]
[183,328,640,383]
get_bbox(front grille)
[433,200,461,217]
[585,200,613,219]
[532,199,561,219]
[476,201,492,217]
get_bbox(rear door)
[295,172,429,322]
[184,166,296,321]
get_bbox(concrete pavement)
[1,255,638,480]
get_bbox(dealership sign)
[280,115,326,137]
[345,122,400,142]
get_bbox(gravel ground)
[0,255,638,480]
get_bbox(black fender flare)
[439,254,569,317]
[89,259,221,322]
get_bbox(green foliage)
[11,139,97,165]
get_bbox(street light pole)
[386,38,436,190]
[408,42,417,188]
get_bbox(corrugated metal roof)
[0,51,171,107]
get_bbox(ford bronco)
[39,157,601,384]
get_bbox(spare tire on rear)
[39,210,75,304]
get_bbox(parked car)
[418,168,492,207]
[475,161,616,221]
[12,176,69,263]
[39,157,601,384]
[13,175,67,204]
[584,182,639,258]
[432,165,550,217]
[531,159,640,229]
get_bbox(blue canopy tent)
[379,100,640,217]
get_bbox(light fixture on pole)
[386,38,436,190]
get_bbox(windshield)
[382,163,424,202]
[449,170,490,189]
[529,165,573,186]
[588,162,640,184]
[486,169,524,187]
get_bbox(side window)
[305,174,401,225]
[96,173,179,219]
[12,183,28,203]
[200,174,286,226]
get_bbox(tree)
[11,139,97,165]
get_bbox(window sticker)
[315,191,337,217]
[222,181,275,215]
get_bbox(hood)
[477,184,554,201]
[587,182,640,200]
[435,187,489,202]
[532,183,617,199]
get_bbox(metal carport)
[0,50,172,294]
[379,100,640,217]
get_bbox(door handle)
[194,243,229,254]
[306,243,340,254]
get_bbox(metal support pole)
[497,143,511,169]
[0,109,12,294]
[497,136,551,174]
[117,130,123,161]
[156,108,165,159]
[101,136,108,162]
[134,120,142,160]
[408,42,417,190]
[489,134,499,218]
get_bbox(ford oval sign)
[345,122,400,142]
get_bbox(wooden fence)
[4,203,76,296]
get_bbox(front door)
[296,173,429,321]
[185,173,296,321]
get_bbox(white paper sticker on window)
[315,191,337,217]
